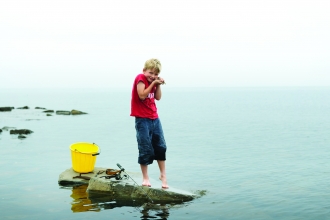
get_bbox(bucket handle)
[92,142,101,156]
[74,142,101,156]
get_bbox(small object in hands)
[158,77,166,85]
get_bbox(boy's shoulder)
[135,73,144,78]
[134,73,147,82]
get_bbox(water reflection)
[68,185,189,219]
[140,203,170,219]
[70,185,100,212]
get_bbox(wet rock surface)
[56,110,88,115]
[56,110,71,115]
[58,167,196,203]
[10,129,34,135]
[17,106,29,109]
[71,109,87,115]
[0,107,14,111]
[1,127,33,139]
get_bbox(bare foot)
[142,179,151,187]
[159,176,169,189]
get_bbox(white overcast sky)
[0,0,329,88]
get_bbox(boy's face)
[143,69,159,83]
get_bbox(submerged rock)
[18,135,26,139]
[17,106,29,109]
[46,113,52,116]
[10,129,34,135]
[56,110,71,115]
[55,110,87,115]
[0,107,14,112]
[43,110,54,113]
[2,126,16,131]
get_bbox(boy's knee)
[138,155,154,165]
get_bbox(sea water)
[0,87,329,219]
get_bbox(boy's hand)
[154,77,166,85]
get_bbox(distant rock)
[18,135,26,139]
[55,109,87,115]
[17,106,29,109]
[56,110,71,115]
[0,107,14,112]
[35,107,46,109]
[43,110,54,113]
[10,129,33,135]
[46,113,52,116]
[2,126,15,131]
[71,109,87,115]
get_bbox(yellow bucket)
[70,142,100,173]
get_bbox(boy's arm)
[154,84,162,100]
[137,78,164,100]
[137,81,156,100]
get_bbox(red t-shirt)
[130,74,158,119]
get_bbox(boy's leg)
[135,118,154,186]
[157,160,168,189]
[140,164,151,186]
[152,119,168,188]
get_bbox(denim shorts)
[135,117,167,165]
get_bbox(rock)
[0,129,2,133]
[71,109,87,115]
[17,106,29,109]
[56,110,71,115]
[58,167,196,203]
[35,107,46,109]
[2,126,15,131]
[87,177,195,203]
[18,135,26,139]
[0,107,14,112]
[46,113,52,116]
[10,129,34,135]
[43,110,54,113]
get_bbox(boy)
[130,58,168,189]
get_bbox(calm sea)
[0,87,329,220]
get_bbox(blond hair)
[143,58,162,73]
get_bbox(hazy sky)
[1,0,329,88]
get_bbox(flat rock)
[43,110,54,113]
[0,107,14,111]
[10,129,33,135]
[58,167,196,203]
[17,106,29,109]
[71,109,87,115]
[56,110,71,115]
